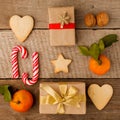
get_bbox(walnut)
[84,13,96,27]
[96,12,109,27]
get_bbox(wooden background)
[0,0,120,120]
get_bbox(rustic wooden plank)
[0,30,120,78]
[0,0,120,29]
[0,79,119,120]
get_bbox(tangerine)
[10,89,33,112]
[89,55,111,75]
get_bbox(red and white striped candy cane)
[22,52,39,85]
[11,45,28,78]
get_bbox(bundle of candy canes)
[11,45,39,85]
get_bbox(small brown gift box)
[48,6,75,46]
[39,82,86,114]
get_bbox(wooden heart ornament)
[9,15,34,42]
[88,84,113,110]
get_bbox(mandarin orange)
[89,55,111,75]
[10,89,33,112]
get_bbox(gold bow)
[40,84,86,114]
[58,11,71,28]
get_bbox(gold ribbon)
[58,11,71,28]
[40,84,86,114]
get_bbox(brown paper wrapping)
[48,6,75,46]
[39,82,86,114]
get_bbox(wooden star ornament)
[51,54,72,73]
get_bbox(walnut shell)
[96,12,109,27]
[84,13,96,27]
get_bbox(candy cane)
[11,45,28,78]
[22,52,39,85]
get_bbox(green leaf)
[0,86,5,95]
[98,39,105,52]
[78,46,90,56]
[100,34,118,48]
[78,34,118,64]
[89,43,100,60]
[4,89,11,102]
[0,85,12,102]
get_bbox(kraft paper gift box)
[39,82,86,114]
[48,6,76,46]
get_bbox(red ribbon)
[49,23,75,29]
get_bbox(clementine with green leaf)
[78,34,118,75]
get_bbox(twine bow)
[40,84,85,114]
[58,11,71,28]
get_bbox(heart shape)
[9,15,34,42]
[88,84,113,110]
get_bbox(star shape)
[58,11,71,28]
[51,54,72,73]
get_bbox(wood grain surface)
[0,30,120,78]
[0,0,120,120]
[0,0,120,29]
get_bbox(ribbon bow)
[40,84,85,114]
[58,11,71,28]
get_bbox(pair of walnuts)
[84,12,109,27]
